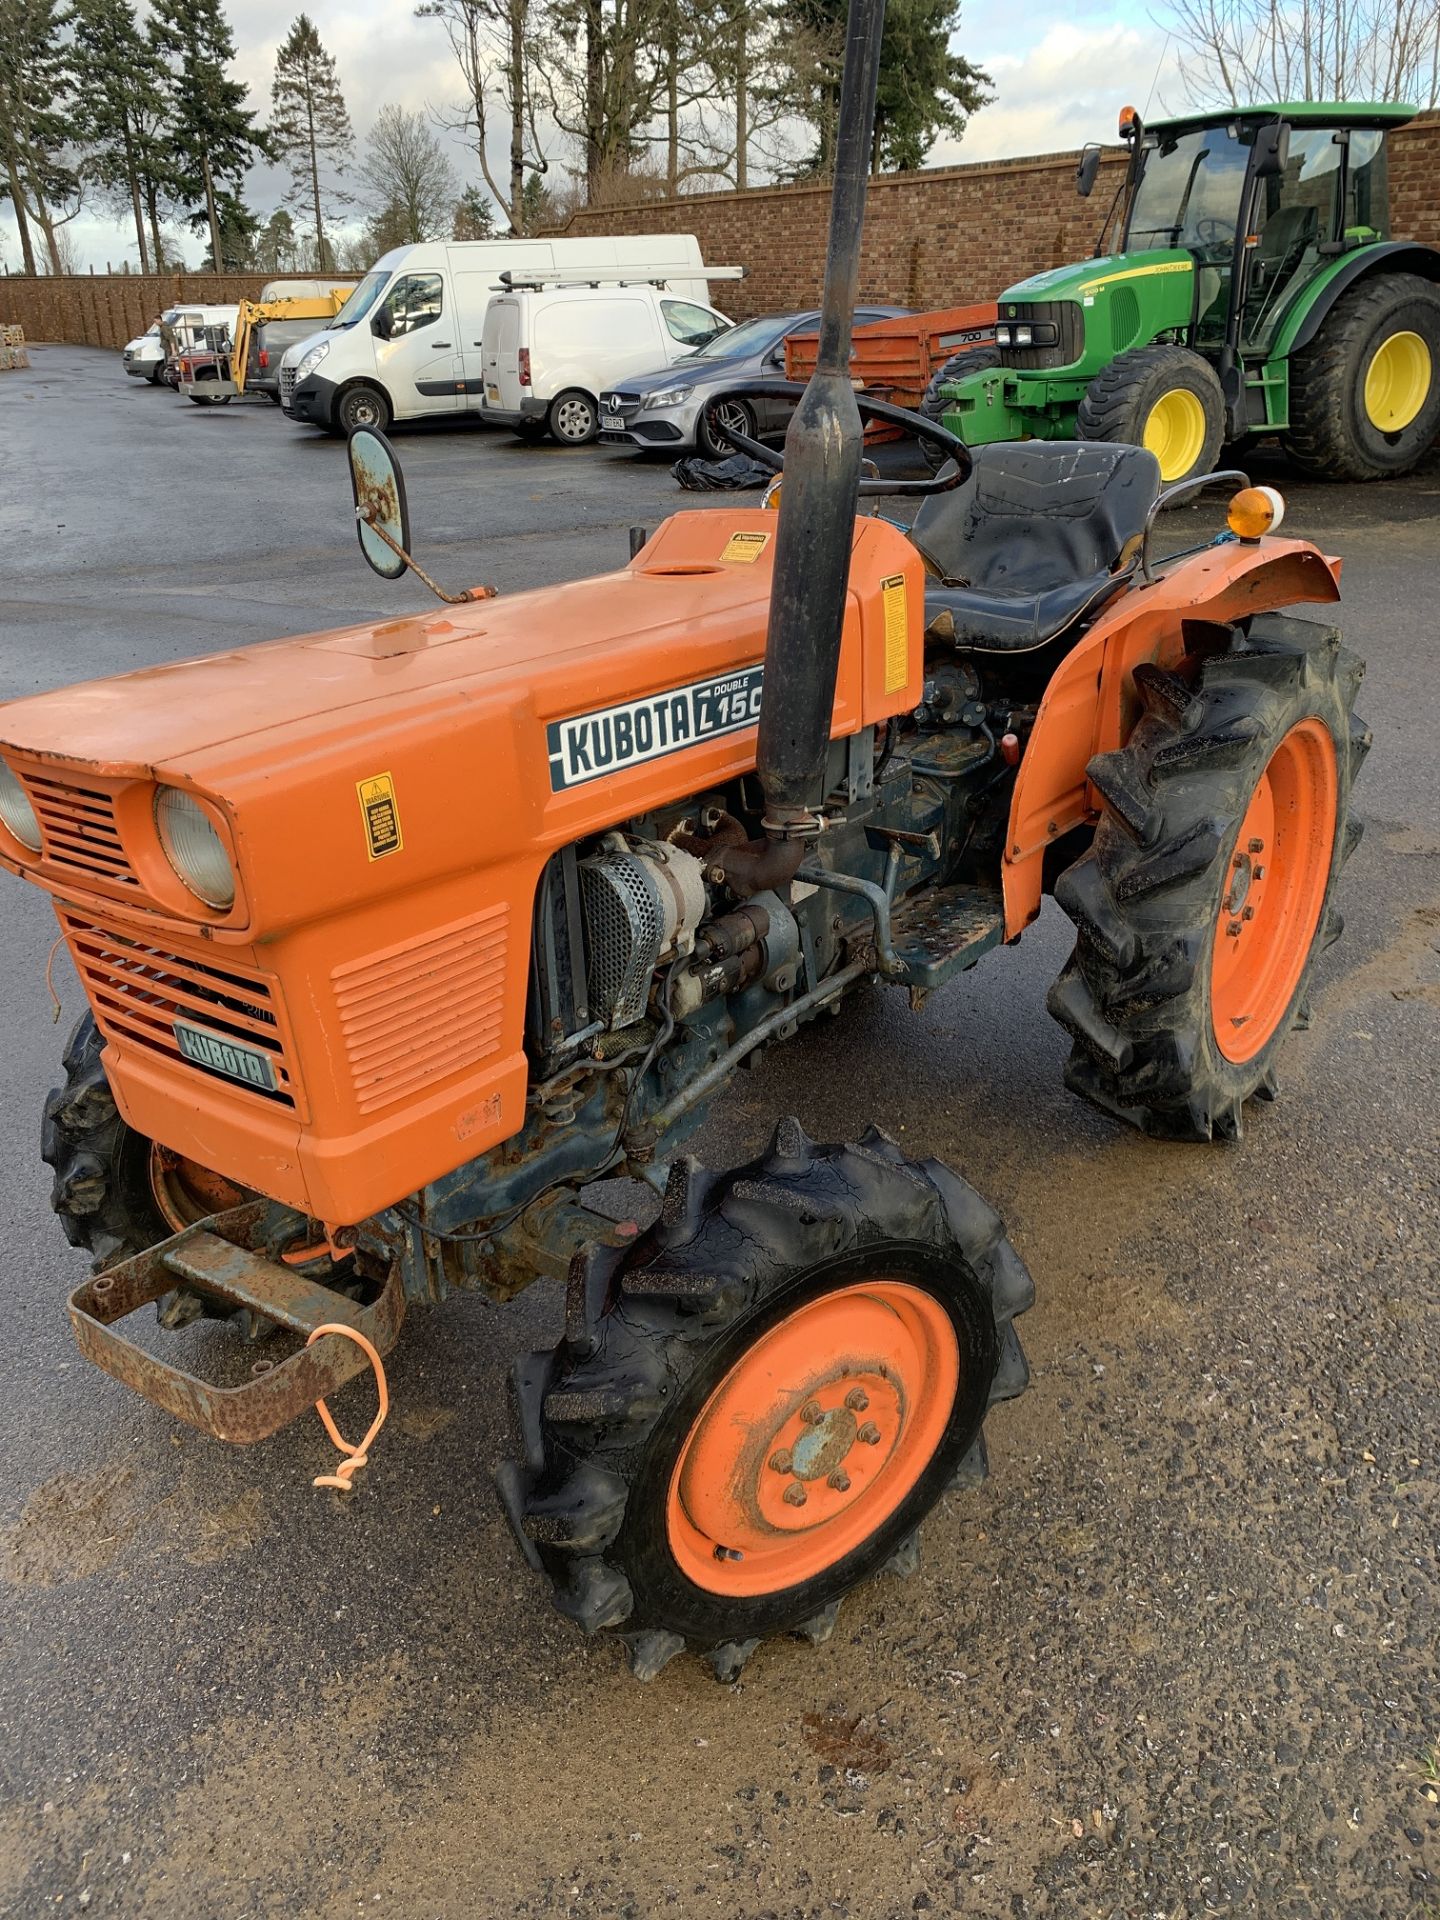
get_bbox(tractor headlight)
[0,761,41,851]
[155,787,235,909]
[995,326,1011,346]
[1013,326,1033,347]
[650,385,693,409]
[295,340,329,380]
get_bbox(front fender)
[1002,537,1342,935]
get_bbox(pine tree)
[0,0,81,275]
[151,0,268,273]
[70,0,173,273]
[269,14,353,271]
[451,183,495,240]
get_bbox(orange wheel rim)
[665,1280,960,1598]
[148,1143,250,1234]
[1210,717,1337,1064]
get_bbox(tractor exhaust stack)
[755,0,887,840]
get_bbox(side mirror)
[766,345,786,366]
[346,424,494,605]
[1253,121,1290,177]
[371,308,393,341]
[1076,144,1102,199]
[348,425,411,581]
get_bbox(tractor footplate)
[67,1200,404,1444]
[890,885,1005,992]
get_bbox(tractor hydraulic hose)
[754,0,887,838]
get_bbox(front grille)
[279,365,297,408]
[996,299,1085,372]
[332,905,509,1114]
[603,392,641,417]
[61,912,297,1107]
[23,773,138,888]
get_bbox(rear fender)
[1002,537,1342,935]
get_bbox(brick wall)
[555,110,1440,319]
[5,113,1437,344]
[0,272,344,351]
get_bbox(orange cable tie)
[305,1322,389,1493]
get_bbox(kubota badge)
[357,773,403,859]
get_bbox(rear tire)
[547,389,599,445]
[917,346,1002,472]
[1285,272,1440,481]
[498,1119,1033,1681]
[1048,616,1369,1140]
[335,383,391,436]
[1077,344,1225,484]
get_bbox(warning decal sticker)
[357,772,403,859]
[881,573,909,693]
[548,666,764,792]
[720,530,770,564]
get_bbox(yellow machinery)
[177,289,354,404]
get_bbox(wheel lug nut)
[844,1387,869,1412]
[1242,905,1255,921]
[783,1481,807,1507]
[800,1400,823,1425]
[827,1469,851,1492]
[1248,837,1264,853]
[1226,920,1243,938]
[1253,865,1265,880]
[857,1421,882,1445]
[769,1448,794,1475]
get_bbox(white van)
[479,277,734,444]
[278,235,721,435]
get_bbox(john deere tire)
[497,1119,1033,1682]
[917,345,1001,473]
[42,1014,252,1281]
[1077,344,1225,485]
[1285,273,1440,481]
[1048,615,1369,1141]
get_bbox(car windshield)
[1127,124,1250,259]
[688,316,791,361]
[329,268,389,328]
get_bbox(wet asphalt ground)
[0,347,1437,1920]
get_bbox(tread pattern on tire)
[1285,271,1440,481]
[41,1014,165,1271]
[917,346,1002,470]
[1047,615,1369,1141]
[498,1118,1034,1681]
[1076,343,1225,481]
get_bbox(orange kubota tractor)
[0,0,1366,1683]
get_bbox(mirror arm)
[356,510,497,606]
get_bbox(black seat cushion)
[911,440,1161,651]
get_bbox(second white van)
[279,234,723,435]
[478,278,732,444]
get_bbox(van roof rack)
[493,265,746,291]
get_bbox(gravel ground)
[0,347,1436,1920]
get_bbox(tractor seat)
[910,441,1161,652]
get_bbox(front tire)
[41,1015,253,1274]
[335,383,392,436]
[1077,343,1225,484]
[1048,616,1369,1140]
[1285,272,1440,481]
[697,395,756,458]
[917,345,1002,472]
[498,1120,1033,1680]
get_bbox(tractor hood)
[997,248,1196,363]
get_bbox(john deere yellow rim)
[1143,388,1207,481]
[1363,330,1431,432]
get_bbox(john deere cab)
[936,101,1440,483]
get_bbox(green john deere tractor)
[933,101,1440,484]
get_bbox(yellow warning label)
[357,772,403,860]
[881,573,909,692]
[721,530,770,563]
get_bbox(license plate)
[486,385,500,405]
[174,1020,277,1093]
[602,413,623,430]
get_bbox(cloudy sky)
[3,0,1185,272]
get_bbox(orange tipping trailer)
[785,301,997,421]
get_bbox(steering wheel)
[1190,217,1234,253]
[700,378,973,496]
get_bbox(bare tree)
[1157,0,1440,108]
[359,103,458,243]
[415,0,548,233]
